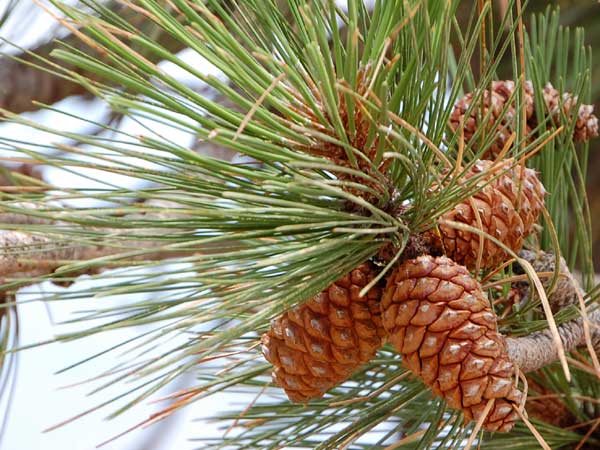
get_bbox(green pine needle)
[0,1,597,449]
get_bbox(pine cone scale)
[382,255,522,431]
[450,80,598,159]
[438,159,545,269]
[262,262,385,402]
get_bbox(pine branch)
[0,227,184,278]
[506,309,600,373]
[506,249,600,372]
[516,249,587,312]
[0,1,598,447]
[0,191,244,292]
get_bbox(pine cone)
[286,64,391,203]
[450,80,534,158]
[382,255,523,432]
[438,159,545,269]
[449,80,598,159]
[261,262,386,402]
[525,378,575,428]
[541,83,599,143]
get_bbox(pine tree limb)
[516,249,584,312]
[0,225,202,293]
[0,216,194,276]
[506,309,600,373]
[0,191,233,273]
[506,249,600,372]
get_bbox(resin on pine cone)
[261,262,386,402]
[382,255,523,432]
[437,159,546,269]
[449,80,599,159]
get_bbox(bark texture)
[515,249,584,312]
[506,308,600,373]
[506,250,600,372]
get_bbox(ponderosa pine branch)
[0,2,597,447]
[506,249,600,372]
[506,309,600,373]
[0,229,180,277]
[0,217,221,295]
[0,134,243,289]
[2,202,599,373]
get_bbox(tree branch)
[516,249,583,312]
[0,222,210,295]
[506,309,600,373]
[506,250,600,372]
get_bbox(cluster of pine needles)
[0,0,598,449]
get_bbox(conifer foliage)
[0,1,599,449]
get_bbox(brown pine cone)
[450,80,534,158]
[382,255,523,432]
[525,378,575,428]
[449,80,598,159]
[438,159,545,269]
[261,262,386,402]
[285,64,391,203]
[541,83,599,143]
